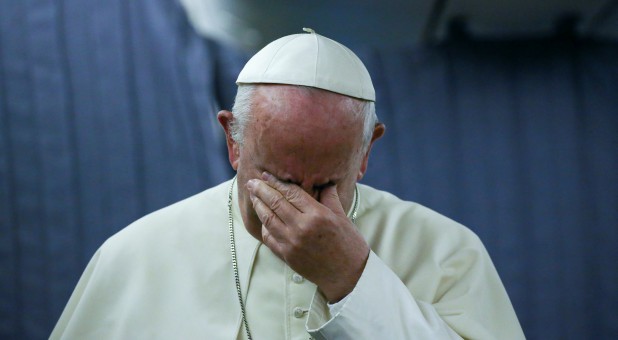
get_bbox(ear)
[217,110,240,170]
[357,122,386,180]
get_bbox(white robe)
[51,179,525,339]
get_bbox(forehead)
[244,85,364,180]
[251,85,363,128]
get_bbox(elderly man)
[51,30,524,339]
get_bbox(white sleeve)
[306,250,462,340]
[326,291,350,316]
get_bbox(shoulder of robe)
[96,180,232,268]
[356,183,482,247]
[355,183,489,300]
[52,180,242,339]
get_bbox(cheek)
[236,149,260,176]
[336,178,358,211]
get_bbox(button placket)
[287,268,315,339]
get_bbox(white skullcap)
[236,28,375,102]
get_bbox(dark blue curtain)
[0,0,237,338]
[1,1,617,339]
[358,38,618,339]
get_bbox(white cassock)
[51,179,525,339]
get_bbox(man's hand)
[246,172,369,302]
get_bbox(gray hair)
[230,85,378,151]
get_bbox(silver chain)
[227,177,359,340]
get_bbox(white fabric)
[238,243,317,340]
[51,179,525,339]
[327,293,349,316]
[236,30,375,101]
[307,252,462,339]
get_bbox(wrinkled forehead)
[245,85,365,154]
[251,84,364,124]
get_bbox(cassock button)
[292,273,304,283]
[293,307,305,318]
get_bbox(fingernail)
[246,179,255,191]
[262,172,273,181]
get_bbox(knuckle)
[298,221,321,242]
[306,211,325,226]
[261,229,270,243]
[262,212,274,226]
[269,194,284,211]
[287,236,303,253]
[285,188,301,202]
[263,231,276,249]
[296,223,312,238]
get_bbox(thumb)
[319,184,346,216]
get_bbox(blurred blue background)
[1,0,617,338]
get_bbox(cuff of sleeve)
[305,250,462,340]
[307,283,354,333]
[305,250,378,339]
[327,293,351,316]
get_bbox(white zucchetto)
[236,28,375,102]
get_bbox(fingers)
[261,172,312,213]
[249,190,280,228]
[318,184,346,216]
[247,173,310,224]
[248,172,351,224]
[249,189,288,241]
[261,223,284,255]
